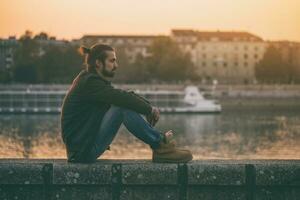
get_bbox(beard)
[101,65,116,78]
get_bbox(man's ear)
[95,59,103,69]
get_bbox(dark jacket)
[60,69,152,161]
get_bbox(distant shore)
[1,83,300,99]
[120,84,300,100]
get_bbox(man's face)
[98,51,118,78]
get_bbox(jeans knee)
[102,106,124,122]
[108,106,139,121]
[109,105,126,114]
[110,105,135,114]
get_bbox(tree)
[146,37,197,83]
[114,49,151,83]
[113,47,133,83]
[34,32,49,40]
[12,30,40,83]
[0,70,11,83]
[12,30,82,83]
[38,44,82,83]
[255,45,292,83]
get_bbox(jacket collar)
[86,68,111,84]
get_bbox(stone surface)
[120,186,178,200]
[53,162,112,185]
[255,163,300,186]
[188,163,245,185]
[0,186,44,200]
[188,186,246,200]
[255,187,300,200]
[50,186,111,200]
[0,162,45,184]
[0,159,299,200]
[122,163,177,185]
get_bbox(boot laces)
[164,130,175,144]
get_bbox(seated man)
[60,43,193,163]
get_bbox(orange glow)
[1,0,300,41]
[1,130,300,160]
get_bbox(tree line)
[1,31,299,84]
[255,45,300,84]
[1,31,197,84]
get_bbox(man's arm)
[83,77,152,115]
[128,91,151,104]
[146,106,160,127]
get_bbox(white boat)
[0,85,221,114]
[136,86,221,113]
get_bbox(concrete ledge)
[0,159,299,200]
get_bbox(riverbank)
[220,98,300,112]
[121,84,300,99]
[1,84,300,99]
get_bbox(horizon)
[1,0,300,42]
[2,29,300,43]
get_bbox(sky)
[1,0,300,41]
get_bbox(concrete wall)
[0,159,299,200]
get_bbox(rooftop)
[81,35,165,40]
[172,29,264,42]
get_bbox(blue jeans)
[86,106,162,161]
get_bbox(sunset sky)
[1,0,300,41]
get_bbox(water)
[0,101,299,160]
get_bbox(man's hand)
[152,107,160,125]
[146,107,160,127]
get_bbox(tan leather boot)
[152,130,193,163]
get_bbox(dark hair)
[79,43,114,72]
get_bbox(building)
[0,34,70,68]
[78,35,163,63]
[0,36,18,71]
[171,29,267,84]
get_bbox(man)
[60,43,193,163]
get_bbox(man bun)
[78,46,91,55]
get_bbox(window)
[223,62,227,67]
[244,54,248,59]
[244,46,248,50]
[244,62,248,67]
[202,62,206,67]
[202,54,206,58]
[254,54,258,59]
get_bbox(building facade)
[78,35,164,63]
[0,35,69,71]
[0,37,18,71]
[171,29,267,84]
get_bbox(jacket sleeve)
[83,76,152,115]
[128,91,151,104]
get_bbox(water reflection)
[0,106,299,159]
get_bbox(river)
[0,100,299,160]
